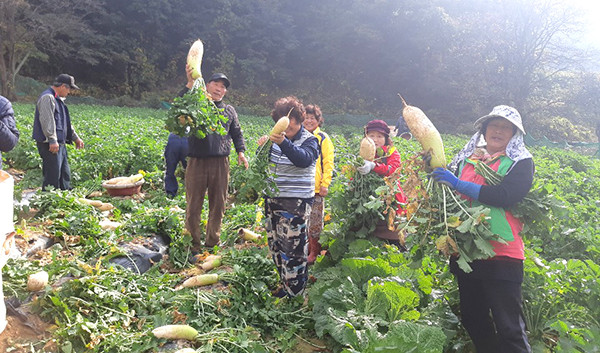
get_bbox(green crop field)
[3,103,600,352]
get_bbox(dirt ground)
[293,336,330,352]
[1,216,55,352]
[0,314,53,352]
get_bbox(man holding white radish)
[432,105,533,353]
[181,70,248,252]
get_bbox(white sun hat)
[474,105,526,135]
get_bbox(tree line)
[1,0,599,138]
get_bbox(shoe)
[204,243,220,254]
[271,287,288,298]
[188,249,201,264]
[307,237,322,265]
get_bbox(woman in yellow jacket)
[303,104,335,264]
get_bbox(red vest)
[459,157,525,260]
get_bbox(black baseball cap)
[53,74,80,90]
[207,73,230,88]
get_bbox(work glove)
[431,167,481,200]
[431,168,458,188]
[357,161,376,175]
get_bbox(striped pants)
[265,198,311,297]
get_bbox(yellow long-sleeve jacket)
[313,127,335,194]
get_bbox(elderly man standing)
[32,74,84,190]
[181,69,248,253]
[0,95,20,170]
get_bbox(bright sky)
[574,0,600,49]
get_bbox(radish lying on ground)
[152,324,198,341]
[200,255,222,271]
[27,270,49,291]
[238,228,262,242]
[181,273,220,288]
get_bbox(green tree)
[0,0,106,99]
[434,0,589,128]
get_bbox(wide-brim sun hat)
[474,105,526,135]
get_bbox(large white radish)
[187,40,204,80]
[359,137,376,162]
[399,95,446,169]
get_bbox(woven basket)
[102,179,144,196]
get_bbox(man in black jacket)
[32,74,84,190]
[180,70,248,251]
[0,95,20,169]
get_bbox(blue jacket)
[0,95,20,169]
[32,87,75,144]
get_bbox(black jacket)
[0,95,20,169]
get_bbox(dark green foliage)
[165,86,227,139]
[230,140,275,203]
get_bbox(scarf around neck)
[448,131,533,173]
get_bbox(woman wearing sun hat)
[431,105,533,353]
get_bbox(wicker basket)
[102,179,144,196]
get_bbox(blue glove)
[431,168,458,188]
[357,161,376,175]
[431,168,481,200]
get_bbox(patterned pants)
[265,198,311,297]
[308,195,324,239]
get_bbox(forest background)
[2,0,600,141]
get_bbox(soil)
[0,312,53,353]
[1,187,55,353]
[293,336,330,352]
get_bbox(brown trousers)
[185,156,229,248]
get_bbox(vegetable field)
[3,104,600,352]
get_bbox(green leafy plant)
[165,85,227,139]
[310,244,448,352]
